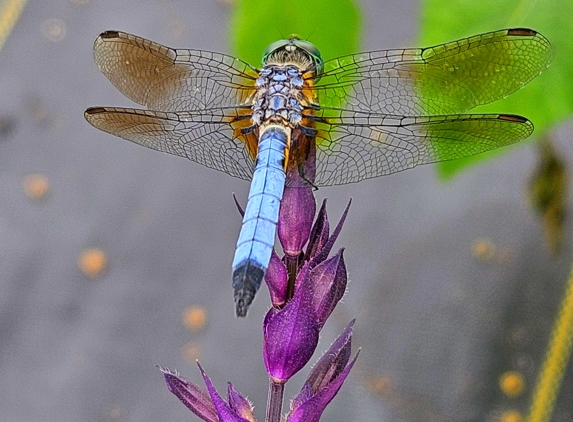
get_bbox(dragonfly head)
[262,36,323,76]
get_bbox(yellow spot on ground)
[499,371,526,397]
[182,305,208,332]
[41,18,66,42]
[181,342,203,362]
[500,410,523,422]
[106,405,123,422]
[471,237,496,261]
[78,248,107,279]
[29,100,48,121]
[363,374,393,397]
[23,173,50,200]
[368,376,393,395]
[69,0,90,5]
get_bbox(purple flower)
[263,199,351,383]
[307,199,351,266]
[307,248,347,328]
[266,198,351,305]
[199,363,256,422]
[159,364,256,422]
[263,282,319,383]
[286,321,360,422]
[227,383,256,422]
[265,249,288,307]
[159,366,218,422]
[305,199,330,260]
[278,187,316,257]
[161,195,358,421]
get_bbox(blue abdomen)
[232,126,288,316]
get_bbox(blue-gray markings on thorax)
[251,65,305,127]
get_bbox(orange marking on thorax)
[283,131,291,171]
[230,107,259,160]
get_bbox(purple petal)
[198,363,251,422]
[290,321,354,412]
[294,261,310,292]
[286,351,360,422]
[290,380,313,414]
[278,187,316,256]
[309,249,347,327]
[309,199,351,267]
[305,199,330,260]
[306,320,354,393]
[263,284,319,383]
[228,383,257,422]
[265,250,288,306]
[158,366,218,422]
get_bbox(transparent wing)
[310,109,533,186]
[93,31,259,111]
[84,106,255,181]
[313,28,553,115]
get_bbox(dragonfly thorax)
[251,65,310,128]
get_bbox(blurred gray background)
[0,0,572,421]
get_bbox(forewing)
[84,106,254,181]
[93,31,259,111]
[311,109,533,186]
[313,28,553,115]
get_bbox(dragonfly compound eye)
[262,38,324,75]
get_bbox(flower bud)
[199,363,254,422]
[263,283,319,383]
[278,187,316,256]
[264,249,288,307]
[305,199,330,260]
[287,321,360,422]
[308,249,347,328]
[158,366,218,422]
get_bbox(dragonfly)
[85,28,552,317]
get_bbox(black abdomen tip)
[233,261,265,317]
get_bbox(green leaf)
[230,0,361,68]
[418,0,571,178]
